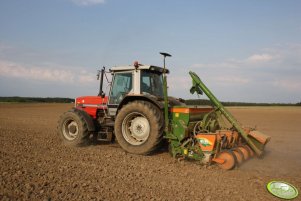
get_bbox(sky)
[0,0,300,103]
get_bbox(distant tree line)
[0,97,300,106]
[0,97,74,103]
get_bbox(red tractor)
[58,53,181,155]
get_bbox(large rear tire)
[114,100,163,155]
[57,110,90,146]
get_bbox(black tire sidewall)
[57,111,89,146]
[115,101,163,155]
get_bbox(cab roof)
[110,65,169,74]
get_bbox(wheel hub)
[68,124,77,134]
[130,117,150,141]
[63,120,79,140]
[122,112,151,146]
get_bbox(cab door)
[107,72,133,115]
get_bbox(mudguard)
[117,94,164,113]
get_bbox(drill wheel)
[237,146,250,160]
[232,148,244,166]
[215,150,237,170]
[244,145,255,157]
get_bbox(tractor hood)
[75,96,108,107]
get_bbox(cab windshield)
[141,70,164,97]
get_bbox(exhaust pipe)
[97,67,105,97]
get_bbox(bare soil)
[0,104,300,201]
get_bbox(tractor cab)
[108,64,168,103]
[75,63,169,117]
[106,64,168,116]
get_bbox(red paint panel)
[75,96,108,119]
[76,96,108,105]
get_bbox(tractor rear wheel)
[57,110,90,146]
[115,100,163,155]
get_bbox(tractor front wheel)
[115,101,163,155]
[57,110,90,146]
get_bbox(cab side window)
[141,71,163,97]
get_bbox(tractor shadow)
[77,134,116,147]
[82,137,170,156]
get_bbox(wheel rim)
[244,145,254,157]
[62,119,79,141]
[216,151,236,170]
[122,112,150,145]
[237,146,250,160]
[232,148,244,165]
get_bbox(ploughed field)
[0,103,300,201]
